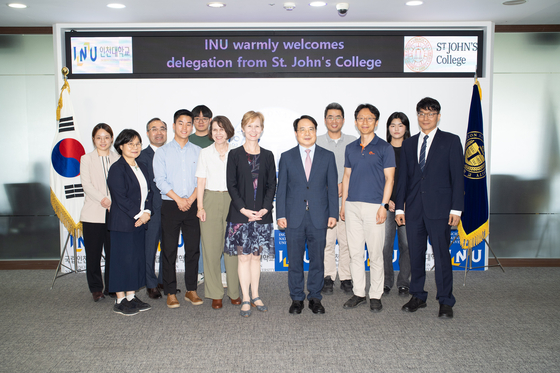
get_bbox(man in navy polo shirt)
[341,104,395,312]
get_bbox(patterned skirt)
[224,221,274,257]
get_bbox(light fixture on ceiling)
[107,3,126,9]
[7,3,27,8]
[406,1,423,6]
[336,3,349,17]
[503,0,526,5]
[310,1,327,6]
[207,2,226,8]
[284,2,296,11]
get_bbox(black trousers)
[161,200,200,294]
[82,219,111,293]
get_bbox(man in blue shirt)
[341,104,395,312]
[154,109,202,309]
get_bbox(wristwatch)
[383,203,390,211]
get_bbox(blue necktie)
[419,135,428,172]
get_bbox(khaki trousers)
[345,201,385,299]
[200,190,239,300]
[324,207,351,281]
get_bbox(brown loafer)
[92,291,105,302]
[166,294,180,308]
[229,297,242,305]
[184,290,203,305]
[212,299,223,309]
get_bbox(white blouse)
[195,143,230,192]
[130,164,151,219]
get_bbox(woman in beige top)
[196,116,240,310]
[80,123,119,302]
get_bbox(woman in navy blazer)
[225,111,276,317]
[107,129,153,316]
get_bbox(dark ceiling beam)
[0,27,53,34]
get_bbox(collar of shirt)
[149,144,161,153]
[299,143,316,166]
[417,127,438,162]
[325,132,345,144]
[170,138,193,151]
[211,142,230,158]
[360,135,379,151]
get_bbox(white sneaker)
[197,273,204,285]
[222,273,227,288]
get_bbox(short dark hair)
[416,97,441,113]
[209,116,235,141]
[173,109,193,124]
[146,117,166,131]
[324,102,344,119]
[354,104,380,121]
[192,105,213,119]
[114,129,142,155]
[293,115,318,132]
[386,112,411,144]
[91,123,113,139]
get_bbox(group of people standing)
[79,97,464,319]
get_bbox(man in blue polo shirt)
[341,104,395,312]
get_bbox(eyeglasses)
[417,112,438,118]
[194,117,210,123]
[356,117,376,124]
[125,142,142,148]
[298,127,316,133]
[149,127,167,132]
[326,116,343,122]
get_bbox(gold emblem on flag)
[464,131,485,180]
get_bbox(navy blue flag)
[458,82,489,248]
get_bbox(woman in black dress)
[107,129,153,316]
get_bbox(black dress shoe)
[383,286,391,295]
[308,298,325,314]
[92,291,105,302]
[289,300,304,314]
[157,283,164,291]
[438,304,454,319]
[398,286,409,297]
[402,296,427,312]
[343,295,366,309]
[103,290,117,298]
[147,287,162,299]
[370,299,383,312]
[340,279,353,294]
[322,276,334,295]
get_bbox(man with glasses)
[341,104,395,312]
[277,115,338,314]
[137,118,167,300]
[189,105,214,149]
[316,103,356,296]
[395,97,463,319]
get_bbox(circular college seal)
[464,131,486,179]
[404,37,433,72]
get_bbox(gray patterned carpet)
[0,267,558,372]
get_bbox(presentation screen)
[66,30,483,79]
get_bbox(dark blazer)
[226,145,276,224]
[107,157,153,232]
[136,146,162,211]
[395,129,464,220]
[276,145,338,229]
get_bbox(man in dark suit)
[136,118,167,300]
[395,97,464,319]
[276,115,338,314]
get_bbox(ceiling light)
[207,2,226,7]
[310,1,327,6]
[107,3,126,9]
[7,3,27,8]
[406,1,423,6]
[503,0,526,5]
[284,2,296,11]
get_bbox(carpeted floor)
[0,268,558,372]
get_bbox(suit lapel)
[308,146,323,182]
[291,146,307,182]
[424,130,441,170]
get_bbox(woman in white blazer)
[80,123,120,302]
